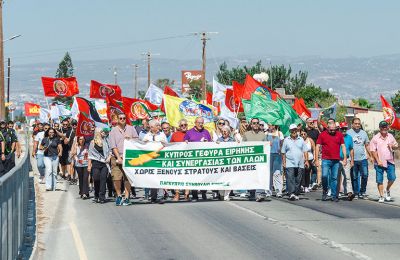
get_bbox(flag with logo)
[212,78,232,103]
[225,88,244,112]
[106,96,125,122]
[24,103,41,117]
[70,97,106,128]
[76,113,95,137]
[90,80,122,100]
[122,97,158,122]
[164,95,215,131]
[292,97,311,121]
[41,77,79,97]
[243,74,279,100]
[380,95,400,130]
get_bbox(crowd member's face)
[48,129,55,138]
[340,127,347,135]
[142,119,150,130]
[259,123,264,131]
[290,129,298,138]
[38,124,44,131]
[307,121,314,128]
[150,124,160,134]
[241,120,248,129]
[0,123,5,128]
[222,129,230,139]
[8,123,14,129]
[195,118,204,131]
[328,123,336,135]
[44,125,50,131]
[162,124,171,135]
[179,121,188,132]
[352,120,361,131]
[78,137,85,145]
[380,126,388,135]
[118,114,126,126]
[72,123,77,130]
[101,130,108,138]
[217,120,225,130]
[269,125,276,132]
[301,131,307,140]
[62,121,69,129]
[54,123,59,129]
[250,119,259,131]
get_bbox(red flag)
[76,113,95,137]
[232,81,245,104]
[206,92,213,105]
[292,98,311,120]
[160,86,179,112]
[380,95,400,130]
[242,74,279,100]
[24,103,41,116]
[41,77,79,97]
[90,80,122,100]
[122,97,158,121]
[225,89,244,112]
[106,96,125,122]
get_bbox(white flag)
[220,102,238,129]
[94,99,108,121]
[39,108,50,123]
[145,84,163,106]
[70,97,79,120]
[212,78,232,103]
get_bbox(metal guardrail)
[0,135,31,260]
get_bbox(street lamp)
[3,34,22,42]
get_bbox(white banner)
[123,140,270,190]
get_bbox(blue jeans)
[322,159,340,198]
[44,156,59,190]
[352,159,368,195]
[36,153,46,177]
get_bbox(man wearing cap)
[281,124,309,201]
[370,121,399,203]
[338,122,355,200]
[346,117,372,199]
[315,119,346,202]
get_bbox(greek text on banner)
[122,140,270,190]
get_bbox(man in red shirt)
[170,119,190,201]
[315,119,347,202]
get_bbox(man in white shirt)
[32,123,50,183]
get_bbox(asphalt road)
[39,185,400,260]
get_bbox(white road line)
[69,222,88,260]
[228,202,371,260]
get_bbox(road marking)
[69,222,88,260]
[228,202,371,260]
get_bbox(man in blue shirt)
[346,117,371,198]
[281,124,309,201]
[338,122,355,200]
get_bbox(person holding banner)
[216,125,235,201]
[243,118,266,201]
[170,119,191,202]
[109,113,138,206]
[184,117,212,201]
[142,120,167,204]
[281,124,309,201]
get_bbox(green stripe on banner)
[124,154,267,168]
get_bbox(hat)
[259,121,266,126]
[379,121,389,128]
[289,124,297,130]
[335,122,340,128]
[339,122,348,128]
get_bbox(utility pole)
[0,2,5,119]
[193,31,218,100]
[113,66,118,85]
[142,51,160,90]
[133,64,138,98]
[7,57,10,103]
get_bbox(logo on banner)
[228,95,238,111]
[80,121,94,136]
[253,87,271,99]
[53,80,68,96]
[179,100,213,122]
[131,102,148,119]
[100,85,115,98]
[29,106,40,114]
[382,107,395,126]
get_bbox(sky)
[3,0,400,65]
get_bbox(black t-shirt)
[306,128,320,144]
[41,136,61,157]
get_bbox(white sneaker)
[385,190,391,202]
[327,189,331,197]
[289,194,296,201]
[378,197,385,203]
[304,187,310,193]
[295,195,299,200]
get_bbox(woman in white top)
[300,129,316,192]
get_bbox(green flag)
[249,94,284,126]
[276,98,303,135]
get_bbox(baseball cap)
[339,122,348,128]
[379,121,389,128]
[289,124,297,130]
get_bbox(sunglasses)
[251,122,259,125]
[180,124,188,127]
[162,128,169,130]
[48,131,55,134]
[259,124,264,127]
[218,122,225,125]
[119,117,126,120]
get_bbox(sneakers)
[358,194,364,199]
[378,197,385,203]
[347,192,356,201]
[331,197,339,202]
[327,189,331,197]
[276,193,283,198]
[385,190,391,202]
[311,183,318,190]
[304,187,310,193]
[256,196,265,202]
[115,196,123,206]
[122,198,131,206]
[289,194,296,201]
[322,193,328,201]
[294,195,299,201]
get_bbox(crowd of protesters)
[30,114,398,205]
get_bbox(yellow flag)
[164,95,215,132]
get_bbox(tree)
[352,98,375,109]
[187,79,203,101]
[391,90,400,114]
[295,84,335,107]
[53,52,74,104]
[155,78,175,90]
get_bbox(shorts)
[111,156,127,181]
[375,162,396,184]
[59,153,70,166]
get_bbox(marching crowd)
[30,113,399,205]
